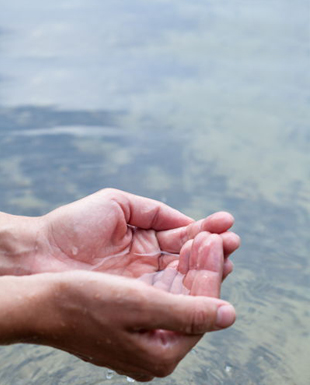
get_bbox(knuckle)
[188,303,214,334]
[124,287,146,310]
[101,187,119,196]
[150,206,161,228]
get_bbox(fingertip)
[228,232,241,246]
[211,211,234,222]
[215,304,236,329]
[203,212,235,233]
[222,232,241,256]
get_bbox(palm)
[139,232,224,298]
[46,200,176,276]
[43,189,239,280]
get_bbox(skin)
[140,232,226,298]
[0,188,240,381]
[0,188,239,277]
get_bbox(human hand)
[130,230,235,380]
[0,203,236,382]
[31,270,235,382]
[44,231,234,381]
[35,189,240,278]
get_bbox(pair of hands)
[1,189,240,381]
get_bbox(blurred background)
[0,1,309,384]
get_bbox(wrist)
[0,273,60,345]
[0,212,47,276]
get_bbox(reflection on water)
[0,0,309,384]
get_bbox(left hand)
[139,231,228,298]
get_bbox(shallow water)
[0,0,310,384]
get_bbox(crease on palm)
[49,221,231,297]
[46,194,236,297]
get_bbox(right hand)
[30,270,235,382]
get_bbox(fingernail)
[215,305,236,329]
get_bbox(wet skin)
[35,189,240,281]
[0,189,240,381]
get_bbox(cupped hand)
[1,224,236,382]
[128,230,234,380]
[1,189,239,382]
[37,189,240,277]
[36,270,235,382]
[40,228,235,381]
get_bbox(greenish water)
[0,1,309,384]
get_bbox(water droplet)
[72,246,78,256]
[106,370,115,379]
[126,377,135,383]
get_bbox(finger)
[189,270,221,297]
[184,234,224,297]
[108,189,193,230]
[179,233,224,292]
[189,233,224,272]
[152,263,189,295]
[158,253,179,270]
[131,301,235,379]
[178,239,193,274]
[158,230,239,261]
[157,212,235,253]
[136,287,236,334]
[153,267,178,292]
[169,271,189,295]
[221,231,241,258]
[181,269,196,292]
[138,272,156,286]
[223,259,234,280]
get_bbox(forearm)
[0,274,59,345]
[0,212,45,276]
[0,210,97,276]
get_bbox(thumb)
[137,288,236,334]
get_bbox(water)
[0,0,309,384]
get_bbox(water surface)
[0,1,309,384]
